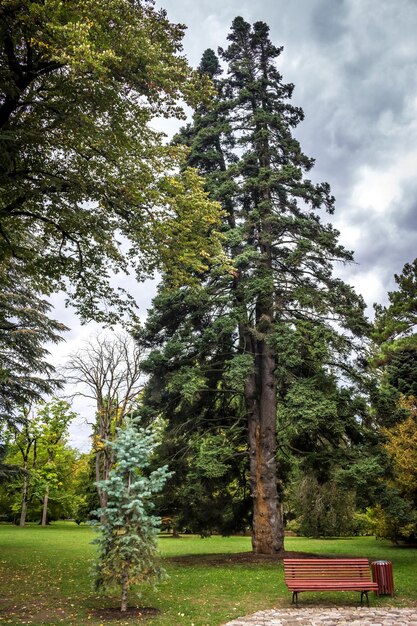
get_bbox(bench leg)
[292,592,298,606]
[360,591,369,607]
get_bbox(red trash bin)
[371,560,394,596]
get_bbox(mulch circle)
[90,607,160,621]
[167,550,331,566]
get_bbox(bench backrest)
[284,558,373,581]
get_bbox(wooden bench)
[284,558,379,606]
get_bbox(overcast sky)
[52,0,417,450]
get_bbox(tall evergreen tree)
[142,19,368,554]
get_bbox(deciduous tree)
[65,332,145,509]
[36,399,76,525]
[0,0,223,322]
[2,399,77,525]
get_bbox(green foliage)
[370,259,417,542]
[374,259,417,345]
[286,463,377,538]
[153,428,251,537]
[0,0,223,325]
[291,473,357,538]
[371,495,417,544]
[0,399,78,523]
[0,262,67,427]
[73,453,100,524]
[370,397,417,542]
[92,419,170,611]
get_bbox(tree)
[7,405,39,526]
[372,258,417,422]
[0,261,67,429]
[142,19,368,554]
[367,395,417,543]
[35,399,76,525]
[1,0,227,437]
[2,399,77,524]
[374,259,417,345]
[93,419,170,612]
[65,332,146,509]
[0,0,225,323]
[72,452,100,524]
[384,396,417,498]
[152,423,251,537]
[369,261,417,540]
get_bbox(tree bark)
[95,447,108,511]
[120,566,129,612]
[41,485,49,526]
[246,338,284,555]
[19,466,28,527]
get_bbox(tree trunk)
[241,47,285,554]
[95,448,107,510]
[41,485,49,526]
[19,468,28,527]
[95,403,112,511]
[120,566,129,612]
[19,468,28,528]
[246,339,284,555]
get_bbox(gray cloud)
[311,0,348,44]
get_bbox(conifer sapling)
[92,419,171,612]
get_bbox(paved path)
[224,607,417,625]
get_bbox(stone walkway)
[224,607,417,625]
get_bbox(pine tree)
[93,419,170,612]
[142,18,368,554]
[0,261,67,429]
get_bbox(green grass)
[0,523,416,626]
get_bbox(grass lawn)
[0,523,416,626]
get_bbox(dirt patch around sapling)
[90,606,160,621]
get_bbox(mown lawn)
[0,523,416,626]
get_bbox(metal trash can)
[371,560,394,596]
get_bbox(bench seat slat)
[287,580,378,591]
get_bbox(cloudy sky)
[157,0,417,304]
[53,0,417,449]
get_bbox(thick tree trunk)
[41,485,49,526]
[245,337,284,555]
